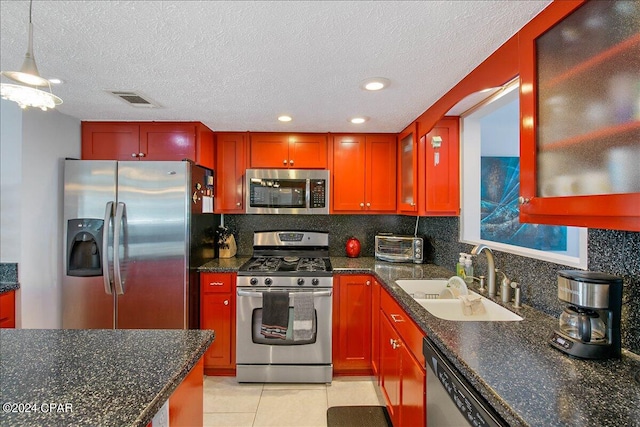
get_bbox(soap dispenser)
[456,253,466,279]
[463,254,474,284]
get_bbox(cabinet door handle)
[289,159,294,165]
[209,282,224,286]
[518,196,530,205]
[283,159,288,165]
[390,314,404,323]
[138,152,145,158]
[366,202,371,208]
[360,202,365,208]
[223,300,229,306]
[236,202,242,207]
[131,153,138,158]
[366,280,371,286]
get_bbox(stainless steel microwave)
[245,169,329,214]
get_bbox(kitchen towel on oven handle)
[292,292,314,341]
[260,291,289,339]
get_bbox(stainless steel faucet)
[470,244,497,298]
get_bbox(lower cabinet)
[379,288,426,427]
[371,278,381,377]
[0,290,16,328]
[200,273,236,375]
[333,274,373,375]
[149,357,205,427]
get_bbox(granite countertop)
[0,329,215,427]
[201,256,640,427]
[0,263,19,293]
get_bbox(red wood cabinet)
[378,288,426,427]
[249,133,327,169]
[0,290,16,328]
[397,123,419,213]
[379,313,402,424]
[332,134,397,213]
[215,133,247,213]
[519,0,640,231]
[333,274,372,375]
[423,117,459,215]
[371,278,381,378]
[168,357,204,426]
[200,272,235,375]
[397,118,459,216]
[82,122,214,170]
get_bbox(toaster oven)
[375,234,424,264]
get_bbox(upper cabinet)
[332,134,397,213]
[249,133,327,169]
[82,122,214,170]
[215,133,247,213]
[398,123,418,213]
[422,117,460,216]
[519,0,640,231]
[397,118,460,216]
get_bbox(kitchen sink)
[395,279,449,297]
[395,279,523,322]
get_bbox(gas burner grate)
[297,258,327,272]
[246,257,282,272]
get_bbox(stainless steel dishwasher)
[423,338,507,427]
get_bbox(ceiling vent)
[107,90,161,108]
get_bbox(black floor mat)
[327,405,392,427]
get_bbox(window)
[459,81,587,268]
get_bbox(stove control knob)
[297,278,305,286]
[264,278,273,286]
[250,278,258,286]
[312,278,320,286]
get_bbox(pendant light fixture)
[1,0,62,111]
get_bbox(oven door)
[236,288,332,365]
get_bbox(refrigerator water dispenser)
[67,218,104,277]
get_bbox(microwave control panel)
[310,179,326,208]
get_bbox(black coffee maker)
[549,270,623,359]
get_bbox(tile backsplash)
[223,214,640,355]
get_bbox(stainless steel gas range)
[236,231,333,383]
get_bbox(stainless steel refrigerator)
[62,160,219,329]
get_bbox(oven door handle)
[237,289,333,298]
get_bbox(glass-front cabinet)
[520,0,640,231]
[398,123,418,213]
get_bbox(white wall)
[1,99,22,262]
[0,99,80,328]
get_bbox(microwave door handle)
[305,179,311,211]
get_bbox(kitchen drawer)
[201,273,233,294]
[381,289,425,366]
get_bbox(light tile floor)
[203,376,385,427]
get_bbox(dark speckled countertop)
[200,256,640,427]
[0,263,19,293]
[0,329,214,427]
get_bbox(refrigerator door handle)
[102,201,114,295]
[113,202,127,295]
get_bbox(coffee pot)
[550,270,622,359]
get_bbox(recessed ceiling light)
[278,115,292,122]
[48,78,64,84]
[350,117,368,124]
[361,78,390,91]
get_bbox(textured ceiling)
[0,1,551,133]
